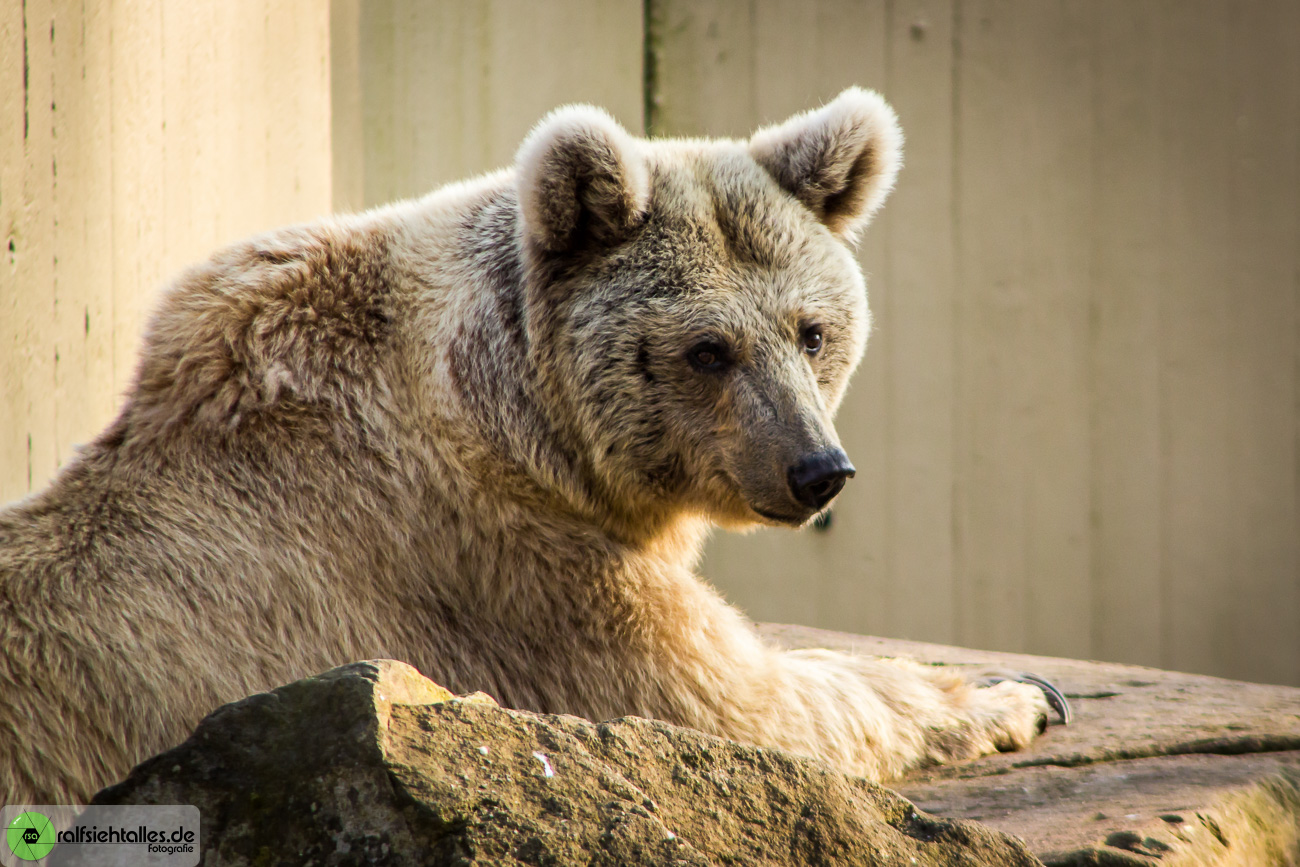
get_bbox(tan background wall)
[329,0,644,212]
[0,0,333,505]
[654,0,1300,687]
[3,1,1297,687]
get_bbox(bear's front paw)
[955,674,1061,756]
[977,670,1072,726]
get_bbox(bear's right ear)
[749,87,903,243]
[516,106,649,254]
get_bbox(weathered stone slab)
[93,659,1039,866]
[761,624,1300,865]
[90,627,1300,864]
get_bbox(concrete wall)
[2,1,1297,687]
[330,0,644,211]
[653,0,1300,686]
[0,0,333,504]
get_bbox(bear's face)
[516,89,902,530]
[543,152,870,528]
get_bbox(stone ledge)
[92,658,1040,866]
[760,623,1300,865]
[88,627,1300,865]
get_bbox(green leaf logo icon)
[6,812,55,861]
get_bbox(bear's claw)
[978,670,1072,725]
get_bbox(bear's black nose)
[788,449,856,511]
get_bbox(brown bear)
[0,88,1063,804]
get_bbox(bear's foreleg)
[643,575,1057,781]
[751,648,1055,781]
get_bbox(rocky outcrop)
[93,627,1300,865]
[760,625,1300,866]
[94,659,1038,866]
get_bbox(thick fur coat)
[0,89,1050,804]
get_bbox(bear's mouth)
[717,468,815,527]
[748,503,812,526]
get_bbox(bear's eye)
[687,341,730,373]
[801,324,824,356]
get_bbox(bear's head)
[515,88,902,535]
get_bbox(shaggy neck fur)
[430,182,699,553]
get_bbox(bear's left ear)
[749,87,903,242]
[516,105,649,254]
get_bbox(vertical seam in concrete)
[1086,0,1101,660]
[22,0,29,140]
[1295,13,1300,672]
[106,0,115,394]
[1154,12,1171,672]
[883,0,897,629]
[159,0,165,269]
[746,0,757,124]
[949,0,964,645]
[50,7,58,463]
[1227,2,1245,638]
[642,0,659,137]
